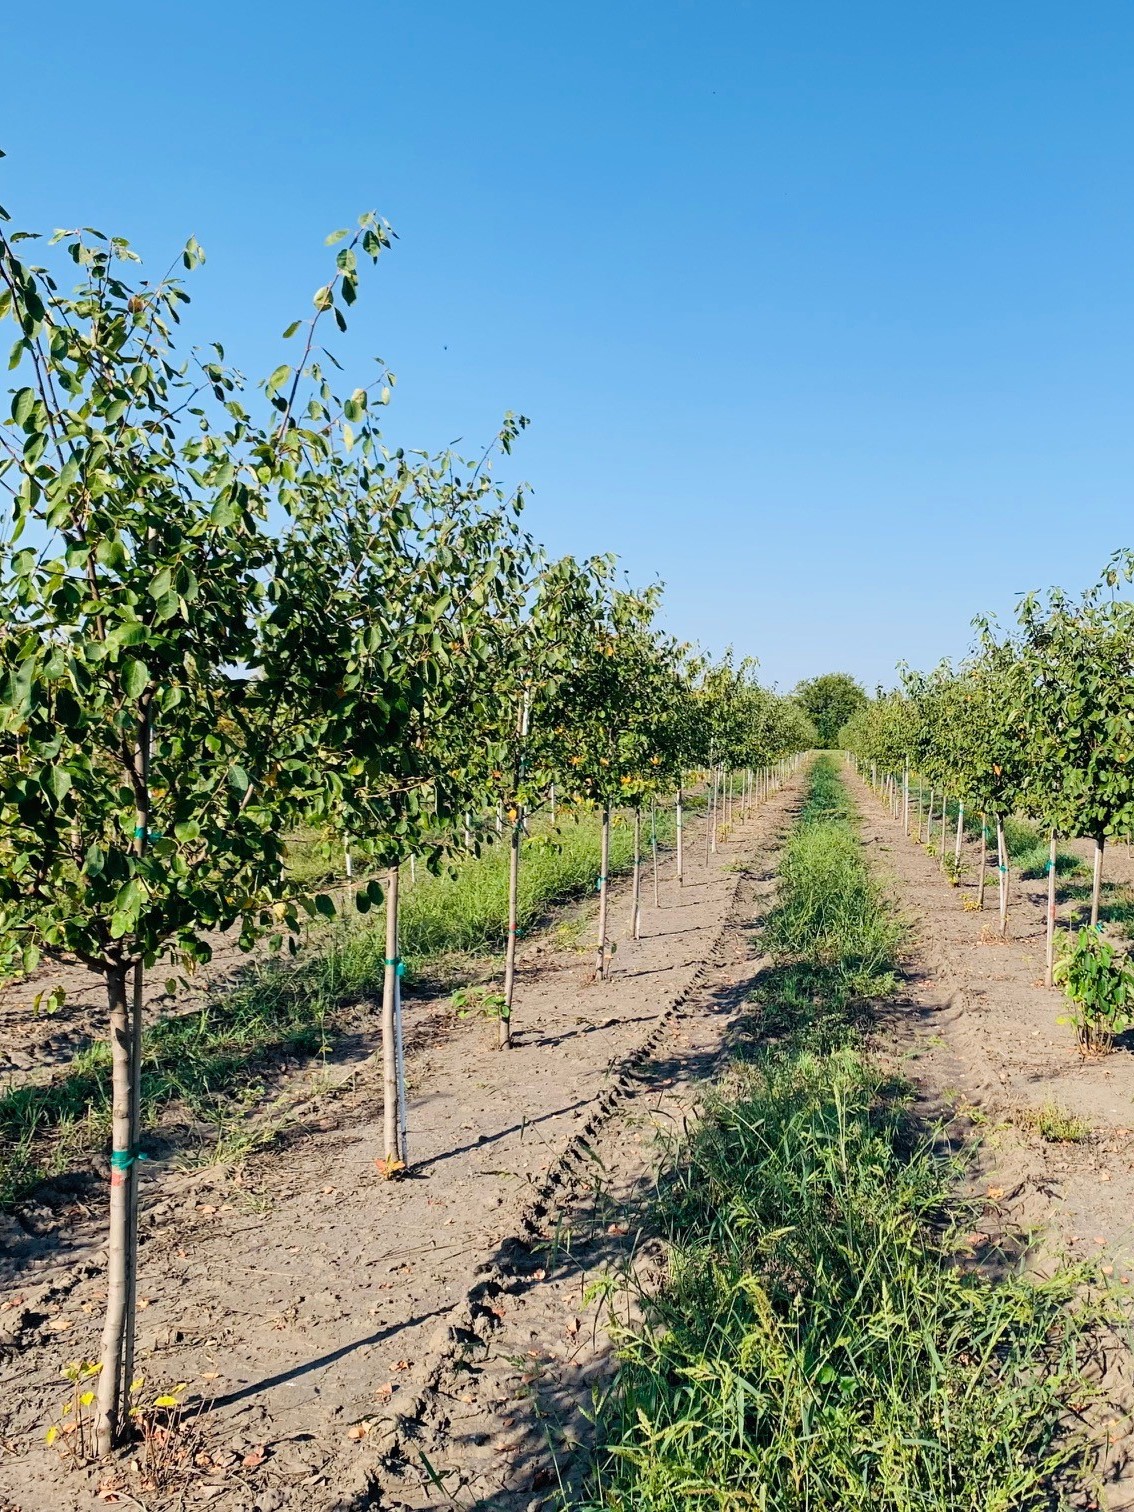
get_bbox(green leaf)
[121,658,149,700]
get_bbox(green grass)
[1016,1102,1091,1144]
[0,807,668,1204]
[582,757,1106,1512]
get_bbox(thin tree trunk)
[1091,835,1106,928]
[927,788,935,848]
[939,793,949,872]
[708,766,719,859]
[997,815,1009,936]
[977,813,988,910]
[954,801,964,866]
[94,962,132,1456]
[903,761,910,835]
[501,814,522,1049]
[651,799,659,908]
[1046,830,1058,987]
[121,959,144,1422]
[550,783,556,824]
[595,804,612,980]
[676,785,684,888]
[916,781,924,842]
[381,864,401,1163]
[632,807,642,940]
[394,940,408,1166]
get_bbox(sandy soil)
[0,783,803,1512]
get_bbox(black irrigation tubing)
[349,781,805,1504]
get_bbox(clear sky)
[4,2,1132,691]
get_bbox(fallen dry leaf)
[347,1423,370,1441]
[242,1446,266,1469]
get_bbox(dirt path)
[850,766,1134,1507]
[0,781,802,1512]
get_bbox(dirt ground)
[0,783,803,1512]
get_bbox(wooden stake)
[651,799,659,908]
[632,807,642,940]
[381,864,402,1161]
[595,804,612,980]
[997,815,1009,936]
[1045,830,1058,987]
[94,962,132,1456]
[1091,835,1106,928]
[501,814,522,1049]
[676,783,684,887]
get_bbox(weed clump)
[585,757,1107,1512]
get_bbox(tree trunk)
[676,785,684,888]
[1046,830,1058,987]
[927,788,935,848]
[595,804,612,980]
[903,762,910,835]
[707,767,718,859]
[1091,835,1106,928]
[651,799,659,908]
[550,783,556,825]
[394,934,408,1165]
[94,962,133,1456]
[997,815,1009,936]
[501,813,522,1048]
[632,807,642,940]
[977,813,987,910]
[381,865,401,1162]
[121,959,145,1422]
[939,793,948,872]
[916,782,924,842]
[954,802,964,867]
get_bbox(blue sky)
[4,1,1132,690]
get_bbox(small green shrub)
[1054,927,1134,1055]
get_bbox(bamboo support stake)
[501,816,522,1049]
[594,804,612,980]
[93,965,131,1455]
[997,816,1009,936]
[632,808,642,940]
[381,864,402,1162]
[651,799,659,908]
[676,784,684,887]
[1045,831,1058,987]
[1091,836,1106,928]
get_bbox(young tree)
[0,207,399,1448]
[1012,577,1134,928]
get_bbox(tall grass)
[583,757,1104,1512]
[0,808,663,1203]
